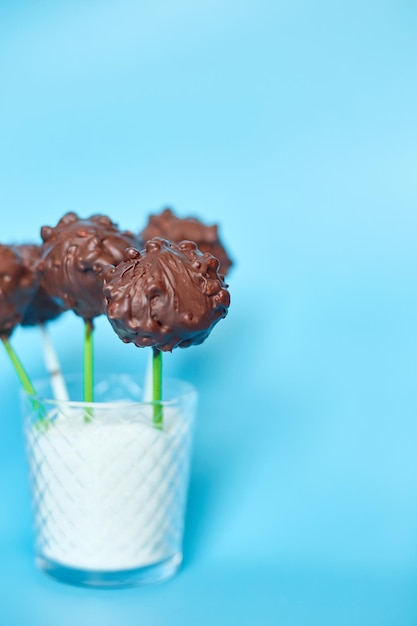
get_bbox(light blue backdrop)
[1,1,417,624]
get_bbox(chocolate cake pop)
[0,244,40,337]
[40,212,140,320]
[17,244,65,326]
[139,208,233,275]
[103,238,230,352]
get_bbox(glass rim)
[22,374,197,410]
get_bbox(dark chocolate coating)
[0,244,40,336]
[40,212,140,320]
[140,208,233,275]
[103,238,230,352]
[17,244,65,326]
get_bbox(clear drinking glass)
[21,374,197,588]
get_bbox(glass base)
[36,553,183,588]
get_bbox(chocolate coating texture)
[140,208,233,275]
[41,212,140,320]
[0,244,40,336]
[17,244,65,326]
[103,238,230,352]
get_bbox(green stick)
[2,335,37,395]
[83,319,94,406]
[152,347,163,429]
[2,335,46,425]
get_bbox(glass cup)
[21,374,197,588]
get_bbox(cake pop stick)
[1,336,37,396]
[39,323,69,402]
[83,319,94,414]
[152,347,163,428]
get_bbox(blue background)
[1,1,417,624]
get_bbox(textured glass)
[22,376,196,587]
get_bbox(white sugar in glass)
[22,375,196,588]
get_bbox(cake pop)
[103,238,230,352]
[139,208,233,276]
[0,244,40,337]
[17,244,65,326]
[40,212,140,321]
